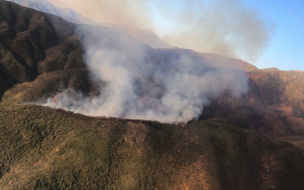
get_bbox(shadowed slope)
[0,0,85,97]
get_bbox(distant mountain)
[119,26,173,49]
[5,0,173,49]
[5,0,98,25]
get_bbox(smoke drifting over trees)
[42,0,274,123]
[45,26,249,123]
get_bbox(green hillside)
[1,104,304,190]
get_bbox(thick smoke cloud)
[48,0,274,62]
[160,0,274,61]
[44,26,249,123]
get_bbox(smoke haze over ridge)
[37,0,272,123]
[48,0,274,62]
[44,26,249,123]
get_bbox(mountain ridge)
[5,0,173,49]
[5,0,98,25]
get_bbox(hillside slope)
[1,1,304,189]
[1,104,304,190]
[1,0,304,138]
[201,69,304,137]
[5,0,173,49]
[0,0,256,99]
[0,0,87,97]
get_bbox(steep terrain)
[1,0,304,189]
[0,0,257,101]
[5,0,173,49]
[201,69,304,137]
[1,104,304,190]
[0,0,87,98]
[1,0,304,137]
[1,0,304,136]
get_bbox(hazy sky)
[49,0,303,71]
[242,0,304,71]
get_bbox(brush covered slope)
[202,69,304,137]
[1,104,304,190]
[1,0,304,189]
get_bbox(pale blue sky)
[147,0,303,71]
[243,0,304,70]
[51,0,304,71]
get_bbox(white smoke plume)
[44,26,249,123]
